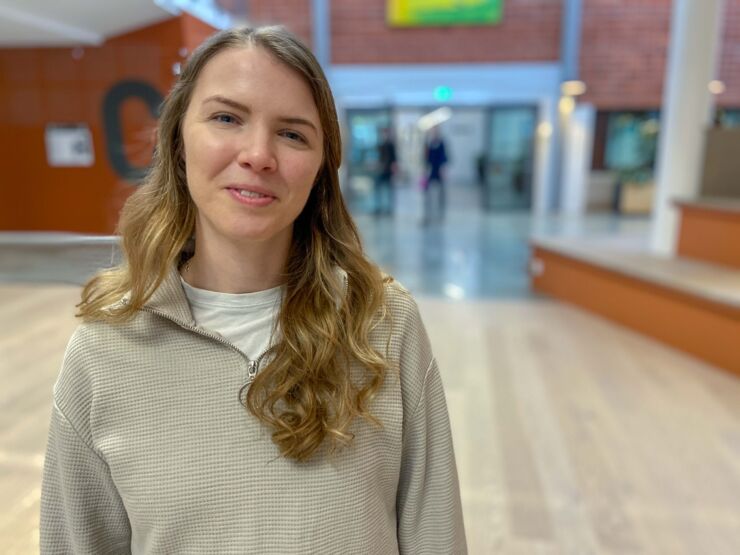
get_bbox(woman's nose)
[236,129,277,173]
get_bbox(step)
[530,235,740,376]
[0,232,118,285]
[676,198,740,269]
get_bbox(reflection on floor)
[353,182,650,300]
[357,209,535,299]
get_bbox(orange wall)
[677,204,740,269]
[0,15,214,234]
[531,247,740,376]
[181,13,221,53]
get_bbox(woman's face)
[181,46,323,251]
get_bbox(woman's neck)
[181,234,290,294]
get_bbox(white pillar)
[311,0,330,68]
[560,103,595,216]
[532,96,558,217]
[650,0,724,255]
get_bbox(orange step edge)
[530,246,740,377]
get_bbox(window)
[716,108,740,128]
[604,111,660,172]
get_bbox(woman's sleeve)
[396,354,467,554]
[41,325,132,555]
[40,403,131,554]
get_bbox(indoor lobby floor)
[1,189,740,553]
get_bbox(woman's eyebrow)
[203,95,249,113]
[277,116,318,134]
[202,95,318,134]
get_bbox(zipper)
[246,349,272,383]
[247,359,259,381]
[140,306,271,386]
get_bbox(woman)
[41,26,466,554]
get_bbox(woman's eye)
[280,130,306,144]
[212,113,236,124]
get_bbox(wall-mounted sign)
[45,124,94,167]
[388,0,503,27]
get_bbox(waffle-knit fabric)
[40,268,467,554]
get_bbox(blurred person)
[476,151,488,208]
[374,126,397,216]
[39,26,466,554]
[475,152,487,188]
[422,126,448,225]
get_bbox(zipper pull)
[247,359,258,381]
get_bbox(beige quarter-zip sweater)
[40,268,467,554]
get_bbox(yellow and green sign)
[388,0,503,27]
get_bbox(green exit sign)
[434,86,453,101]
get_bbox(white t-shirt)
[180,277,282,361]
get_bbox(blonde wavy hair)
[78,26,391,462]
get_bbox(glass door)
[345,109,392,214]
[484,106,537,210]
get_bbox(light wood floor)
[2,285,740,554]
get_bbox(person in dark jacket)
[423,126,448,224]
[374,127,397,216]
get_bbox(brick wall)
[581,0,740,109]
[331,0,561,64]
[718,0,740,107]
[227,0,740,109]
[580,0,671,109]
[242,0,313,48]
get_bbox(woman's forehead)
[190,47,319,116]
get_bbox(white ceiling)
[0,0,179,47]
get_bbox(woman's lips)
[227,186,277,207]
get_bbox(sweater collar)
[142,266,196,327]
[141,264,350,326]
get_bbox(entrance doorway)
[344,105,539,215]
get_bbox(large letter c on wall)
[102,81,163,182]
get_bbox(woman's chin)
[222,224,290,247]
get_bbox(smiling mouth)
[228,187,276,199]
[237,189,270,199]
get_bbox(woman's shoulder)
[62,319,117,362]
[52,322,111,422]
[57,318,128,376]
[382,276,421,319]
[378,276,432,356]
[376,277,437,413]
[54,312,146,391]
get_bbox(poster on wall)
[387,0,503,27]
[45,123,95,167]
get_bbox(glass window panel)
[604,111,660,171]
[719,108,740,128]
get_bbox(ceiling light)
[708,80,726,95]
[561,80,587,96]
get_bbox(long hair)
[78,26,390,461]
